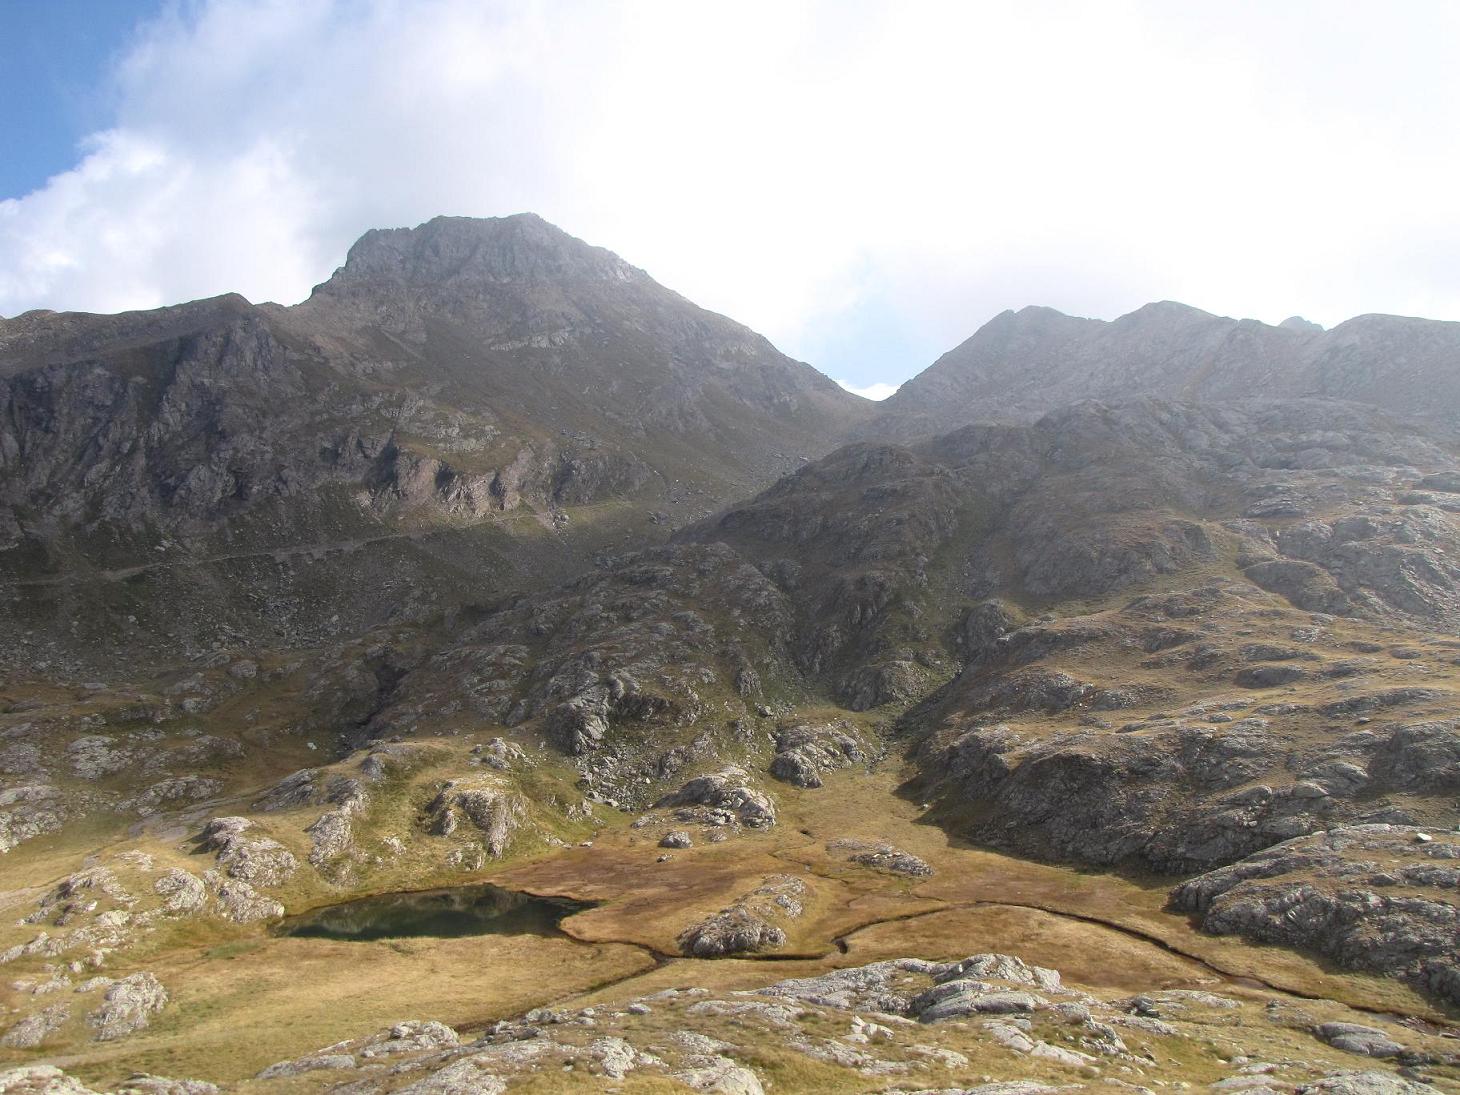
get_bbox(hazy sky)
[2,1,1458,394]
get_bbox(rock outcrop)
[677,875,807,957]
[423,779,525,857]
[656,769,778,830]
[1172,825,1460,1003]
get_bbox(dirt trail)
[1,530,443,588]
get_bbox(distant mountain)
[0,214,869,667]
[869,301,1460,438]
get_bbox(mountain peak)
[1114,300,1214,325]
[309,213,644,302]
[1279,315,1324,332]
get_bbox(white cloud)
[835,379,898,401]
[3,0,1459,386]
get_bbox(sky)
[2,1,1459,396]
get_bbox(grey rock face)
[123,776,224,818]
[673,1058,764,1095]
[756,957,942,1012]
[0,1066,103,1095]
[678,906,789,958]
[914,715,1285,873]
[66,735,132,779]
[758,951,1067,1034]
[206,873,284,923]
[305,809,357,869]
[1314,1023,1404,1058]
[691,400,1460,720]
[253,769,320,811]
[910,654,1460,877]
[1234,664,1308,688]
[113,1076,219,1095]
[1367,720,1460,792]
[153,869,207,913]
[369,540,795,808]
[1296,1073,1437,1094]
[256,1054,359,1080]
[913,985,1044,1022]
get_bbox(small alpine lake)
[275,883,592,942]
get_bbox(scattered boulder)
[424,780,524,856]
[0,785,66,853]
[473,738,527,771]
[199,817,297,886]
[359,1019,461,1058]
[113,1076,218,1095]
[826,838,932,877]
[768,721,866,788]
[655,768,777,829]
[1314,1022,1404,1059]
[675,1057,765,1095]
[678,875,807,957]
[0,1066,102,1095]
[0,1005,69,1049]
[87,972,167,1041]
[154,869,207,913]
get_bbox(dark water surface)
[276,883,591,941]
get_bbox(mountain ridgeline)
[869,300,1460,439]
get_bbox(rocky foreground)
[6,951,1458,1093]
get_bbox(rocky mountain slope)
[870,302,1460,439]
[350,394,1460,788]
[0,214,868,669]
[376,397,1460,985]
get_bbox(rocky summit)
[2,215,1459,1095]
